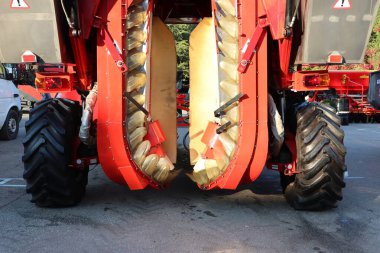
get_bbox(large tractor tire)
[283,102,346,210]
[22,99,88,207]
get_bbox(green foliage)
[366,9,380,68]
[167,24,196,85]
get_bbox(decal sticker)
[10,0,30,9]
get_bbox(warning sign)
[10,0,30,9]
[333,0,351,9]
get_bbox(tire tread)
[284,102,346,210]
[23,98,88,207]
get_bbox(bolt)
[116,60,124,67]
[76,159,82,165]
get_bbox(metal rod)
[214,93,245,117]
[124,92,150,116]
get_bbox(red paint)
[145,121,166,147]
[25,0,358,191]
[18,85,42,101]
[262,0,287,40]
[21,54,36,63]
[203,0,268,190]
[238,18,268,73]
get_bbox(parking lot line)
[0,178,26,187]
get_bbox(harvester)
[309,70,380,125]
[0,0,378,210]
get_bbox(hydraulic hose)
[79,83,97,145]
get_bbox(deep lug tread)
[25,107,48,129]
[317,102,337,113]
[284,102,346,210]
[26,173,45,193]
[29,100,51,114]
[315,104,341,125]
[23,98,88,207]
[301,121,326,144]
[23,154,44,179]
[303,154,330,180]
[301,115,344,143]
[40,129,65,154]
[22,137,46,161]
[296,171,330,194]
[318,115,344,141]
[22,120,48,144]
[298,109,320,129]
[322,129,346,156]
[296,105,315,124]
[302,138,329,162]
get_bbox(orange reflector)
[35,72,73,92]
[327,51,343,64]
[21,50,37,63]
[304,74,330,87]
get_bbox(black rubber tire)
[0,109,19,140]
[284,102,346,210]
[280,173,295,193]
[22,99,88,207]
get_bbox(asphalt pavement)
[0,115,379,253]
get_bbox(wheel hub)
[8,118,17,134]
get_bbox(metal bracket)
[238,18,269,74]
[214,93,245,117]
[216,121,231,134]
[94,18,127,73]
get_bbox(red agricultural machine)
[310,70,380,125]
[0,0,378,210]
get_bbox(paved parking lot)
[0,116,380,253]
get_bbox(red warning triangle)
[333,0,351,9]
[10,0,30,9]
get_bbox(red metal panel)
[238,18,268,73]
[69,36,92,90]
[262,0,286,40]
[206,0,268,190]
[78,0,101,39]
[278,38,293,89]
[18,85,43,101]
[247,0,268,182]
[328,70,370,94]
[96,0,149,189]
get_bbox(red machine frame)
[29,0,351,189]
[310,70,380,121]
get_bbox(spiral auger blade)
[125,0,176,185]
[189,0,241,187]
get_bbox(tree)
[167,24,196,85]
[365,10,380,69]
